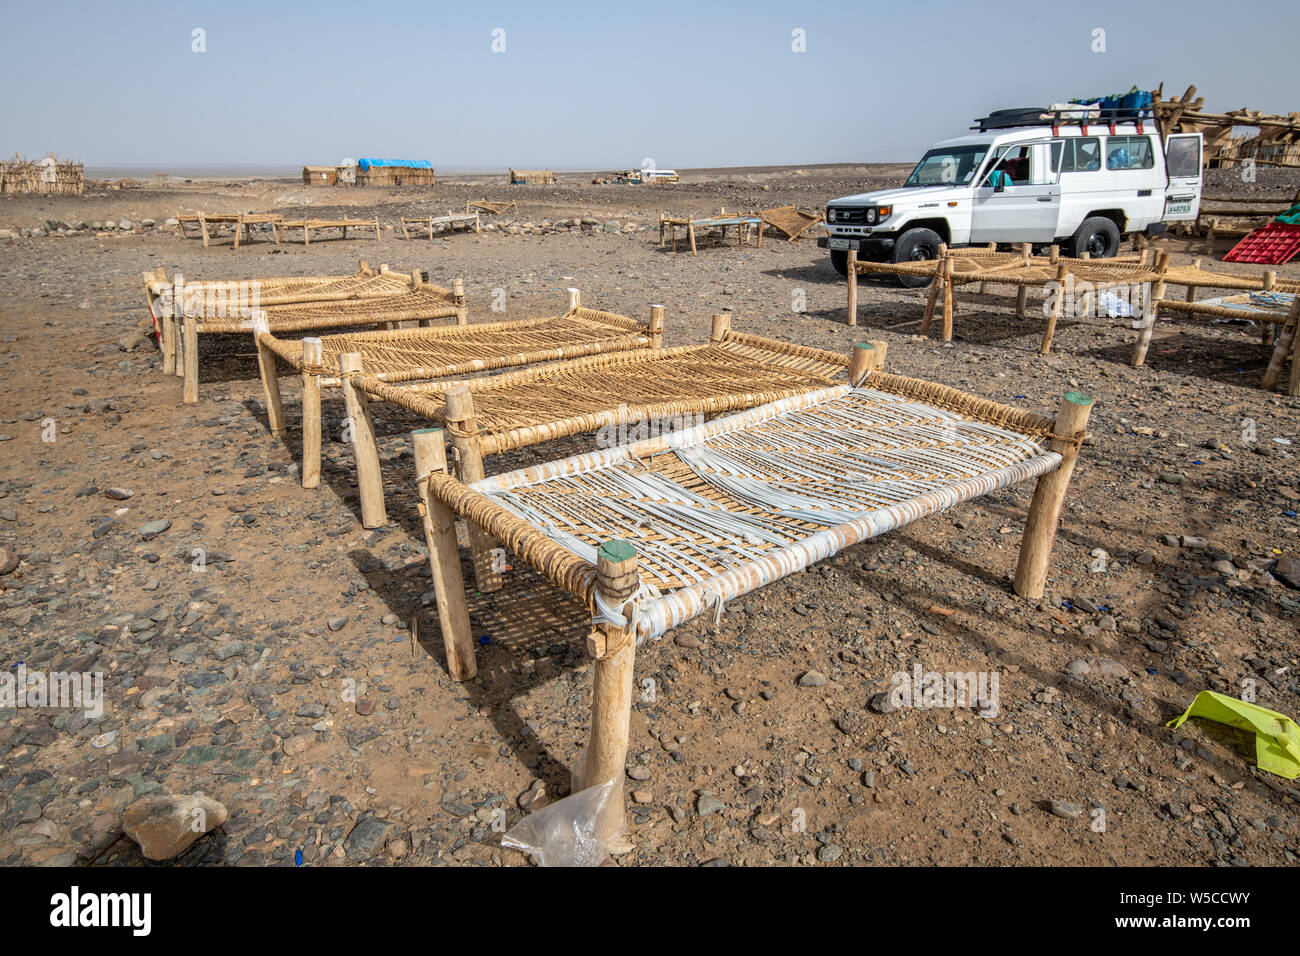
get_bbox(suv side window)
[1061,137,1101,172]
[1106,136,1155,171]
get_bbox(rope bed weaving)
[350,333,850,456]
[410,355,1091,829]
[260,307,649,385]
[847,246,1300,372]
[143,262,463,404]
[190,285,460,334]
[417,371,1065,642]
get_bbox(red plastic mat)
[1223,222,1300,265]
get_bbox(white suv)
[819,109,1204,285]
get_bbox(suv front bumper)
[818,235,896,260]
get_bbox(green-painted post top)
[1064,391,1094,407]
[598,540,638,562]
[412,426,444,435]
[853,342,875,351]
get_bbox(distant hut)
[1,154,83,196]
[302,165,340,186]
[509,168,556,185]
[355,159,435,187]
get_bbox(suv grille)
[827,206,867,226]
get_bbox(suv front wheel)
[891,228,943,288]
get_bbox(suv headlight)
[866,208,878,225]
[827,208,838,223]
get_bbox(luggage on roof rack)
[972,104,1156,132]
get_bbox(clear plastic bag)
[501,779,620,867]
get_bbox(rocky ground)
[0,165,1297,867]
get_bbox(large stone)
[122,792,228,860]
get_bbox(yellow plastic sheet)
[1167,691,1300,780]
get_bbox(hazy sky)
[3,0,1296,170]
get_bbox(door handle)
[1036,196,1053,202]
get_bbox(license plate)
[828,238,852,250]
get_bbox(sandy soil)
[0,165,1297,867]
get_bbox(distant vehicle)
[592,168,679,185]
[818,106,1203,284]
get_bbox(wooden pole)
[1012,392,1094,599]
[1040,263,1069,355]
[455,275,468,326]
[567,287,581,312]
[1015,243,1031,317]
[251,313,285,437]
[413,427,478,681]
[940,254,956,341]
[648,305,664,349]
[165,275,181,375]
[1187,257,1201,304]
[1262,295,1300,390]
[846,248,858,327]
[710,312,731,343]
[849,341,886,385]
[1262,271,1277,345]
[581,539,640,849]
[301,337,323,489]
[340,352,387,529]
[444,386,502,593]
[921,244,946,337]
[182,307,199,404]
[1131,252,1170,367]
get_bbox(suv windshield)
[904,145,990,186]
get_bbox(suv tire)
[1068,216,1121,259]
[891,228,943,288]
[829,248,849,277]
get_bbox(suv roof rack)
[972,105,1156,133]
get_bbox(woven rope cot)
[410,353,1093,836]
[276,218,381,245]
[467,199,517,216]
[253,296,660,491]
[318,315,855,577]
[760,205,826,241]
[400,213,480,239]
[659,210,762,255]
[846,243,1300,383]
[176,212,284,248]
[142,263,465,404]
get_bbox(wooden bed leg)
[688,222,698,256]
[452,277,465,307]
[199,215,210,249]
[710,312,731,343]
[164,275,181,375]
[1040,263,1069,355]
[1131,252,1170,367]
[340,352,387,529]
[846,249,858,327]
[182,308,199,404]
[649,305,664,349]
[251,313,285,437]
[941,254,956,342]
[921,245,946,336]
[444,387,502,593]
[301,338,323,489]
[413,428,478,681]
[1262,296,1300,391]
[567,287,581,312]
[849,342,874,385]
[1013,392,1094,600]
[1187,257,1202,304]
[1261,271,1277,346]
[581,539,640,851]
[400,219,410,241]
[1015,243,1031,317]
